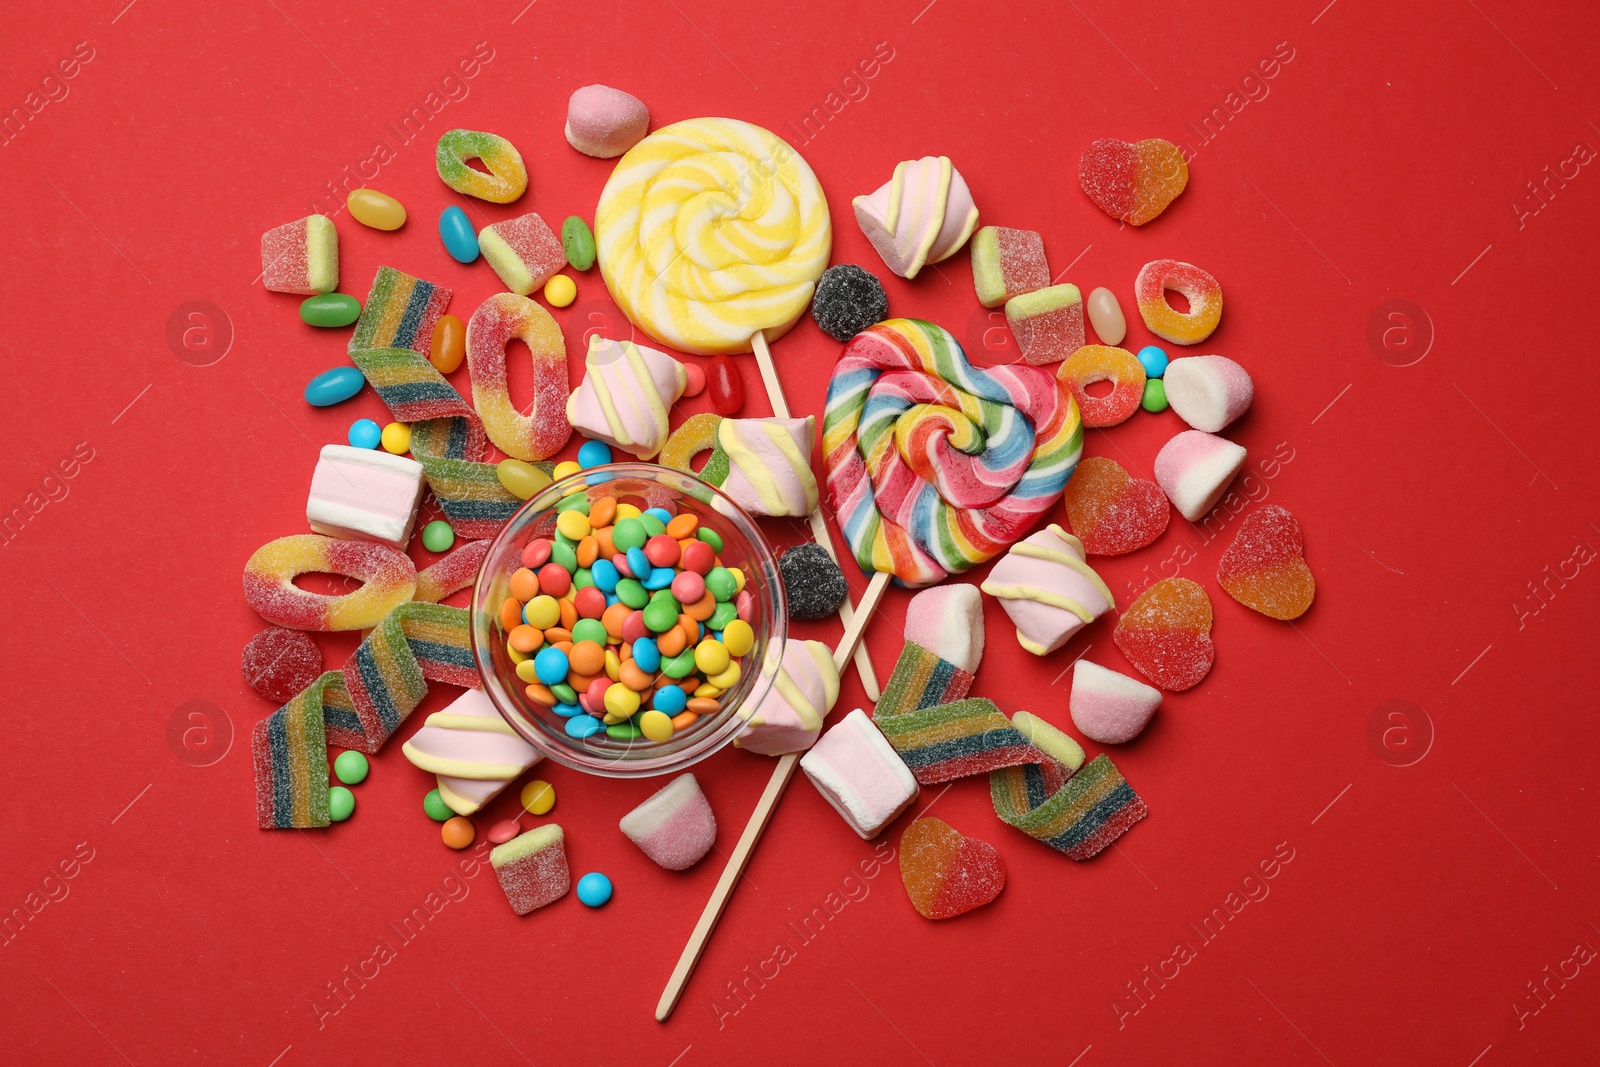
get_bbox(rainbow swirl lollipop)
[823,319,1083,587]
[594,117,832,356]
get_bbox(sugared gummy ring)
[436,129,528,204]
[1135,259,1222,345]
[1056,345,1147,428]
[243,534,416,631]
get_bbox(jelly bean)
[576,872,613,907]
[653,685,688,716]
[424,788,453,821]
[616,578,648,609]
[521,779,556,814]
[430,313,467,374]
[442,816,476,849]
[569,640,605,676]
[682,361,707,397]
[553,460,583,481]
[694,638,731,675]
[722,619,755,657]
[495,459,547,500]
[671,711,700,731]
[300,293,362,327]
[639,710,674,742]
[550,541,579,573]
[645,534,680,568]
[696,528,724,552]
[533,646,569,684]
[663,648,698,678]
[348,418,382,449]
[710,601,739,631]
[522,539,553,569]
[334,750,369,785]
[304,366,366,407]
[567,715,602,739]
[670,571,706,605]
[347,188,407,231]
[666,514,699,539]
[1142,378,1169,412]
[544,274,577,308]
[707,353,744,415]
[439,205,479,263]
[706,567,737,601]
[577,440,613,469]
[1137,345,1170,378]
[562,216,596,270]
[606,720,642,740]
[487,818,521,845]
[613,517,647,552]
[540,566,572,598]
[557,510,592,540]
[381,422,411,454]
[328,786,356,821]
[643,597,679,633]
[421,520,454,552]
[681,540,715,575]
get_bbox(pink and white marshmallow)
[618,773,717,870]
[852,155,980,279]
[1153,430,1248,522]
[799,709,919,839]
[980,525,1116,656]
[734,639,839,755]
[566,336,687,460]
[401,687,542,816]
[306,445,426,550]
[1070,660,1162,744]
[904,583,985,675]
[565,85,649,158]
[1163,355,1253,433]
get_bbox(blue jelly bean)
[1137,345,1169,378]
[566,715,602,739]
[642,567,676,591]
[632,638,661,673]
[591,559,619,593]
[533,646,570,684]
[553,702,583,719]
[347,418,382,449]
[576,872,613,907]
[304,366,366,407]
[577,440,613,469]
[653,685,687,715]
[439,205,479,263]
[626,546,652,579]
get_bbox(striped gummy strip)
[990,754,1147,860]
[875,698,1043,784]
[252,602,475,829]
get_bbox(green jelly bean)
[605,720,642,741]
[550,541,579,573]
[705,567,737,602]
[638,514,667,538]
[613,517,647,551]
[662,648,699,678]
[421,520,455,553]
[556,493,591,515]
[562,216,597,271]
[643,597,680,633]
[551,682,578,704]
[697,528,724,552]
[616,578,648,609]
[300,293,362,327]
[571,619,607,645]
[423,788,452,821]
[710,602,739,631]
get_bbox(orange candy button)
[569,640,606,675]
[619,661,654,690]
[589,497,617,528]
[687,697,720,715]
[441,816,475,849]
[508,625,544,653]
[508,568,539,602]
[499,597,524,630]
[670,711,699,731]
[657,627,686,657]
[666,513,698,539]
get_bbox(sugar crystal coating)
[1217,504,1315,620]
[778,542,849,621]
[241,627,323,705]
[971,226,1049,308]
[811,264,889,341]
[1062,456,1170,556]
[491,824,570,915]
[1005,284,1085,366]
[1057,345,1146,427]
[618,773,716,870]
[898,816,1005,919]
[1113,578,1215,691]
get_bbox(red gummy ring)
[1056,345,1147,428]
[1135,259,1223,345]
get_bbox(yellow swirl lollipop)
[595,117,832,357]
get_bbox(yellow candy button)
[553,460,583,481]
[515,659,541,683]
[544,274,577,308]
[381,422,411,454]
[729,567,745,593]
[693,683,724,699]
[639,710,674,742]
[707,661,741,690]
[604,682,641,718]
[556,509,592,540]
[694,638,730,676]
[524,595,561,629]
[721,620,754,657]
[615,503,641,520]
[521,780,555,815]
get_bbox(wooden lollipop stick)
[751,331,880,699]
[655,569,891,1022]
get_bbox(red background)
[4,0,1597,1063]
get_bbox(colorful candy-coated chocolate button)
[423,788,453,821]
[487,818,521,844]
[1137,345,1169,378]
[304,366,366,407]
[577,440,613,468]
[544,275,577,307]
[566,715,602,739]
[638,710,674,741]
[1141,378,1168,412]
[441,816,475,849]
[705,567,737,601]
[709,601,738,632]
[681,541,715,574]
[550,541,579,572]
[430,313,466,373]
[571,618,607,645]
[521,779,556,814]
[576,872,613,907]
[300,293,362,327]
[722,619,755,657]
[604,682,641,718]
[662,648,698,678]
[643,598,679,633]
[696,528,724,552]
[497,458,551,499]
[328,786,356,821]
[612,517,647,552]
[682,361,707,397]
[347,418,382,449]
[347,188,407,230]
[557,510,592,541]
[606,720,642,740]
[562,215,596,270]
[653,685,687,715]
[707,660,741,689]
[333,750,369,785]
[553,461,583,481]
[421,520,455,552]
[439,205,479,263]
[381,421,411,454]
[707,353,743,414]
[523,594,560,628]
[534,646,569,684]
[694,638,730,675]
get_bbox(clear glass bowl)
[471,462,787,777]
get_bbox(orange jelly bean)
[666,514,698,539]
[508,568,539,601]
[429,313,466,374]
[589,497,617,528]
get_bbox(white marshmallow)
[1164,355,1253,433]
[903,583,985,675]
[1070,661,1162,744]
[306,445,426,549]
[1153,430,1247,522]
[800,709,918,839]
